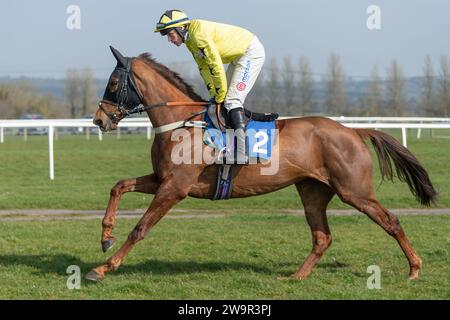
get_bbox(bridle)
[98,57,209,126]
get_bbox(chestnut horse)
[88,48,437,281]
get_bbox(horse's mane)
[137,53,205,102]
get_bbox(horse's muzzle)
[93,118,103,128]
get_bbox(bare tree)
[386,60,407,116]
[421,55,436,116]
[282,55,296,115]
[0,81,36,117]
[246,69,268,112]
[0,83,25,118]
[437,55,450,117]
[0,81,63,118]
[80,67,97,116]
[65,69,81,118]
[266,57,280,112]
[298,56,314,115]
[362,66,382,116]
[324,53,347,115]
[33,93,66,118]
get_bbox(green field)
[0,130,449,210]
[0,130,449,300]
[0,213,449,299]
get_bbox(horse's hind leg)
[101,174,160,252]
[291,179,335,279]
[338,191,422,279]
[331,160,422,280]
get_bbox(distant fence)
[1,116,450,180]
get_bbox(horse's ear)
[109,46,127,68]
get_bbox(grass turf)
[0,129,449,210]
[1,130,448,299]
[0,213,448,299]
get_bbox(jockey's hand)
[208,97,218,105]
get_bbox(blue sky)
[1,0,449,79]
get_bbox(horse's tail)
[355,129,438,206]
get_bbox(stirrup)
[217,147,249,165]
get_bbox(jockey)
[155,9,266,164]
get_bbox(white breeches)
[224,36,265,111]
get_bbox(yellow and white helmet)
[154,9,190,35]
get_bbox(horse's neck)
[135,64,201,128]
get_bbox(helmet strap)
[175,26,188,43]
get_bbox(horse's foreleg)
[101,174,160,252]
[87,175,188,281]
[291,179,335,280]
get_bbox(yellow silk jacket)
[185,19,254,102]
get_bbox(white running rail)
[0,117,449,180]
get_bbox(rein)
[99,100,212,134]
[133,101,210,113]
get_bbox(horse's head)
[94,46,143,132]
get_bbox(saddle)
[204,104,278,201]
[206,103,278,132]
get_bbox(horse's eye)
[108,79,119,93]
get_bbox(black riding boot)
[228,108,249,164]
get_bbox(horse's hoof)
[85,270,103,282]
[277,276,297,281]
[289,272,309,280]
[408,272,420,281]
[101,238,116,253]
[408,259,422,280]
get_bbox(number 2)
[252,131,268,155]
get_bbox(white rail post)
[147,126,151,140]
[401,127,407,148]
[49,125,54,180]
[98,128,103,141]
[0,127,4,144]
[417,121,422,139]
